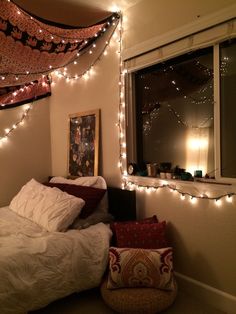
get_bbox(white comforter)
[0,206,112,314]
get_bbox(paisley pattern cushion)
[107,247,174,290]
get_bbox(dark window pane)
[220,39,236,178]
[134,47,214,177]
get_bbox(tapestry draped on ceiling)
[0,0,119,109]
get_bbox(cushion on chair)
[100,275,177,314]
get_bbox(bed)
[0,176,136,314]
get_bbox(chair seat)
[100,276,177,314]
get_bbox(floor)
[31,287,226,314]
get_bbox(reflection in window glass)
[220,39,236,178]
[134,47,214,177]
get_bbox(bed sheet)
[0,206,112,314]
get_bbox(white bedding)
[0,206,112,314]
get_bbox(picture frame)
[68,109,100,177]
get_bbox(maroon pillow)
[110,215,158,242]
[44,182,106,219]
[113,221,168,249]
[43,182,66,191]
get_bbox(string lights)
[116,17,235,204]
[1,0,120,81]
[116,13,128,181]
[52,16,119,82]
[1,8,121,142]
[123,179,235,205]
[1,3,235,204]
[0,103,32,146]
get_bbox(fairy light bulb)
[146,187,151,194]
[119,112,124,120]
[226,195,233,203]
[180,194,185,200]
[190,196,197,204]
[137,186,144,191]
[215,199,222,206]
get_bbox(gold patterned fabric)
[0,0,119,107]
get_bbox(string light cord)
[54,17,120,80]
[124,179,235,203]
[117,13,127,177]
[0,103,32,143]
[167,104,213,128]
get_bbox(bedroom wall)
[0,98,51,206]
[50,0,236,312]
[49,36,121,186]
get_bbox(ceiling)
[13,0,141,26]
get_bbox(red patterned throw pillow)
[113,220,167,249]
[107,247,174,290]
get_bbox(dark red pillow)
[43,182,66,191]
[44,182,106,219]
[110,215,158,242]
[64,184,106,218]
[113,221,168,249]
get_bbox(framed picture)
[68,109,100,177]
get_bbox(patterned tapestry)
[0,0,119,108]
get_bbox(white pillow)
[50,176,107,189]
[50,176,108,213]
[9,179,85,232]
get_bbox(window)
[126,31,236,180]
[134,47,214,177]
[220,39,236,178]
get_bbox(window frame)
[125,29,236,184]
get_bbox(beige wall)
[123,0,236,52]
[0,99,51,206]
[49,37,121,187]
[50,0,236,300]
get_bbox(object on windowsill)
[127,163,138,175]
[160,162,172,172]
[160,172,166,179]
[137,170,148,176]
[194,170,202,178]
[166,172,172,180]
[147,163,157,177]
[180,172,193,181]
[173,166,185,178]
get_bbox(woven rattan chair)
[100,276,177,314]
